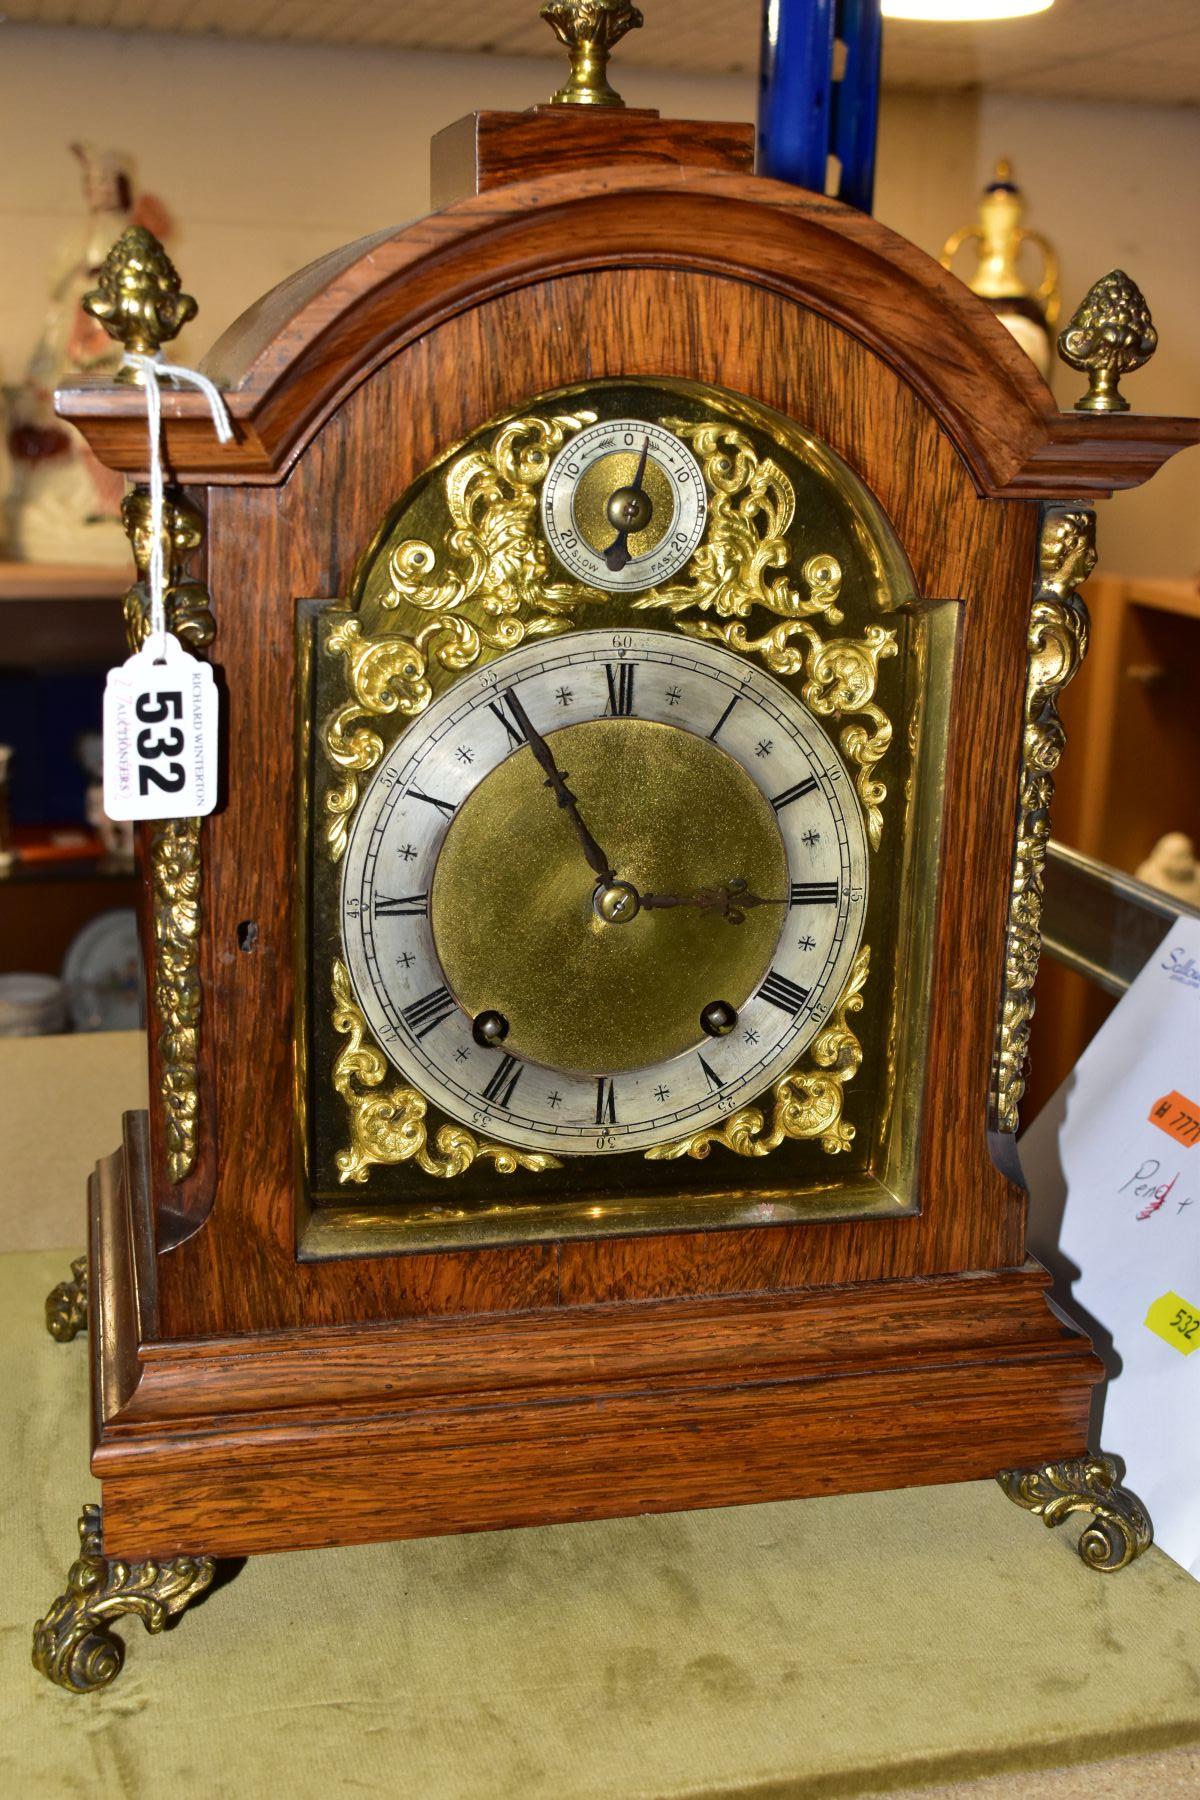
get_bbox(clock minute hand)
[502,690,616,886]
[641,879,787,926]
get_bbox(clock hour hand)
[641,878,786,927]
[602,435,652,573]
[502,689,616,886]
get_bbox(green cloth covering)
[5,1247,1200,1799]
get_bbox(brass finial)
[82,225,197,381]
[541,1,644,107]
[1058,269,1157,414]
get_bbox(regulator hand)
[603,435,652,574]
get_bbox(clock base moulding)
[65,1114,1115,1567]
[30,1452,1152,1695]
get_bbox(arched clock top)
[56,166,1197,501]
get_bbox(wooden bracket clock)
[34,3,1200,1693]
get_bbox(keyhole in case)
[237,921,259,953]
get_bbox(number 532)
[135,690,186,795]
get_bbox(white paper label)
[102,633,218,821]
[1022,914,1200,1581]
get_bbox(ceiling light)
[882,1,1054,20]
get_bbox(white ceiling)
[4,0,1199,107]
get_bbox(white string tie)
[123,351,234,661]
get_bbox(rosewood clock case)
[56,119,1198,1565]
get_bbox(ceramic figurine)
[6,144,175,565]
[941,159,1060,380]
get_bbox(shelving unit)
[0,560,127,666]
[0,560,135,982]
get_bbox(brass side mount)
[991,505,1094,1137]
[122,488,215,653]
[541,0,644,107]
[80,226,214,1189]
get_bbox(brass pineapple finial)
[1058,269,1157,414]
[82,225,197,381]
[541,1,644,107]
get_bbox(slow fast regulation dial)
[340,630,869,1156]
[541,418,707,592]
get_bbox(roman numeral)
[481,1053,522,1109]
[595,1077,618,1124]
[789,882,839,906]
[489,692,527,749]
[698,1054,724,1093]
[407,787,456,819]
[373,893,427,917]
[759,969,810,1015]
[708,695,739,741]
[401,984,457,1039]
[605,663,635,716]
[771,776,819,811]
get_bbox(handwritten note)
[1021,914,1200,1580]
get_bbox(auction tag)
[1145,1291,1200,1356]
[103,633,218,820]
[1149,1090,1200,1149]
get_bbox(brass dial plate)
[431,716,788,1075]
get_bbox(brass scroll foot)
[997,1456,1153,1573]
[45,1256,88,1341]
[32,1504,216,1693]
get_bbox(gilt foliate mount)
[121,473,217,1187]
[324,408,898,861]
[331,959,560,1183]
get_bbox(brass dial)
[432,716,788,1074]
[339,629,870,1156]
